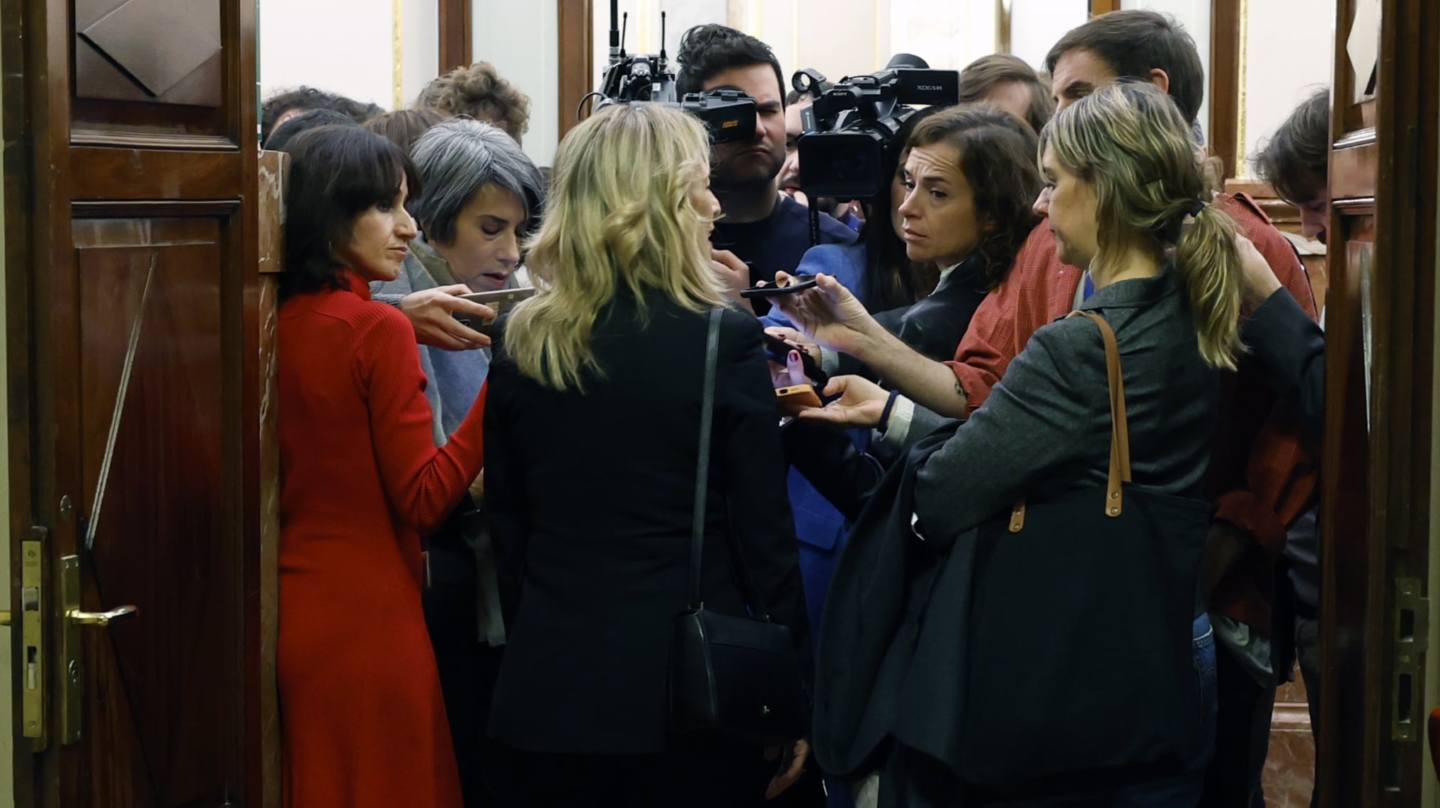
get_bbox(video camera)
[795,55,960,200]
[587,2,757,144]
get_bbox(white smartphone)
[454,287,537,333]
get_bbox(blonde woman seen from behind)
[483,104,813,808]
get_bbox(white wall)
[1240,0,1334,176]
[474,0,560,167]
[1122,0,1212,143]
[259,0,439,110]
[403,0,441,106]
[1010,0,1091,73]
[260,0,398,108]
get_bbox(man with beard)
[677,25,856,288]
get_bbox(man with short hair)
[1256,88,1332,244]
[261,86,378,143]
[958,53,1054,134]
[676,24,856,287]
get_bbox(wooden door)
[0,0,280,805]
[1318,0,1439,804]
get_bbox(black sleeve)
[483,345,530,630]
[1242,288,1325,435]
[781,419,887,522]
[717,310,813,672]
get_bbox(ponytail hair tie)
[1190,201,1207,218]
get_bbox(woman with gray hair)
[371,116,546,808]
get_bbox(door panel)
[1,0,273,803]
[1319,0,1440,804]
[72,218,238,805]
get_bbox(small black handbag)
[956,311,1212,792]
[667,307,809,748]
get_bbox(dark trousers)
[1200,639,1277,808]
[487,740,801,808]
[424,576,504,808]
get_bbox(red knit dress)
[277,272,484,808]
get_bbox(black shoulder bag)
[668,307,809,748]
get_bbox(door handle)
[59,555,138,745]
[66,605,137,627]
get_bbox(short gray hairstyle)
[409,117,546,246]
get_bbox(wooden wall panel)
[1209,0,1242,179]
[558,0,594,140]
[438,0,472,78]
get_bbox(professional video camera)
[795,55,960,201]
[586,2,756,144]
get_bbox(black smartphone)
[762,333,828,387]
[739,278,817,299]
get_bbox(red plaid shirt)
[947,193,1320,632]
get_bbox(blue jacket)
[763,243,872,639]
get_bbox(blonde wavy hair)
[504,103,726,391]
[1041,82,1242,369]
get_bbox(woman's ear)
[1147,68,1171,97]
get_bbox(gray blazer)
[913,271,1220,542]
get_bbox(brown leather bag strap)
[1009,309,1133,532]
[1067,311,1131,517]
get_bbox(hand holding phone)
[400,285,495,350]
[776,384,824,417]
[762,332,828,387]
[454,287,538,334]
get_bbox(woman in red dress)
[275,125,486,807]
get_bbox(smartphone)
[740,278,817,299]
[762,333,828,387]
[454,287,537,333]
[776,384,823,417]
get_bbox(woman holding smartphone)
[369,116,547,807]
[483,103,812,807]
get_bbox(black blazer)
[836,256,989,380]
[1242,288,1324,435]
[484,291,810,755]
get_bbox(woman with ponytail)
[781,82,1234,805]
